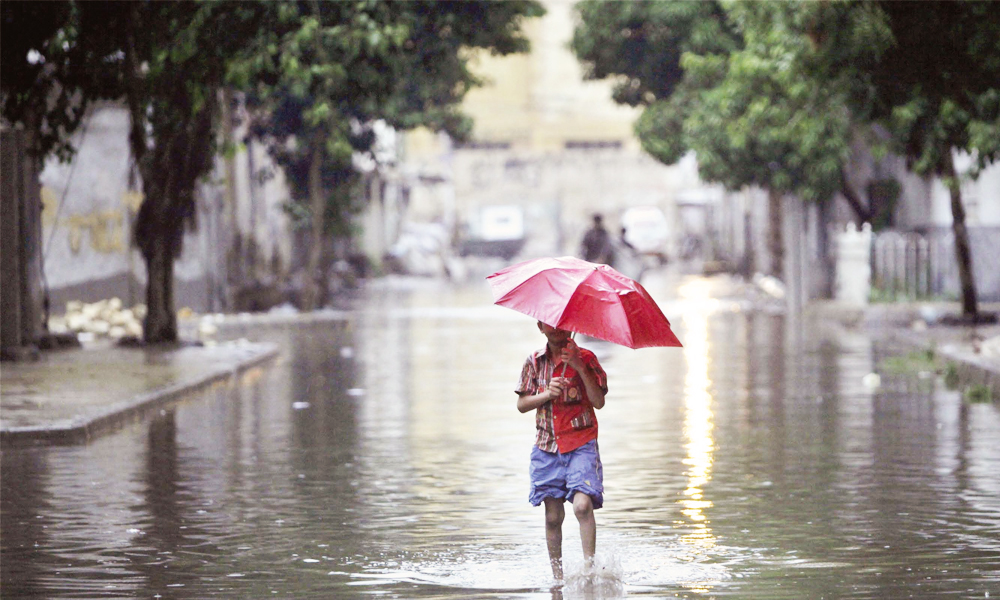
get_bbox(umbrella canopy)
[486,256,682,349]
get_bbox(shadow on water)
[2,273,999,599]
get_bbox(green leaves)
[572,0,738,106]
[634,101,686,165]
[572,1,899,204]
[232,0,543,231]
[861,1,1000,177]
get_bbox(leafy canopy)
[236,0,544,233]
[572,0,891,202]
[860,1,1000,179]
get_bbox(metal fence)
[871,227,1000,302]
[871,230,955,300]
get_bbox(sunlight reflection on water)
[677,278,717,555]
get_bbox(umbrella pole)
[556,332,574,400]
[558,332,574,377]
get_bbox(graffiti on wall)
[41,187,144,255]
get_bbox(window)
[456,140,511,150]
[564,140,623,150]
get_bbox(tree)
[1,2,127,160]
[571,1,895,228]
[237,1,544,309]
[571,0,739,109]
[854,1,1000,320]
[126,3,272,342]
[4,0,545,337]
[572,1,889,276]
[3,1,267,343]
[574,1,999,314]
[673,2,890,275]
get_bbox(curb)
[889,329,1000,401]
[1,343,280,448]
[806,300,1000,401]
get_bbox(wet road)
[3,273,999,599]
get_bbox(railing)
[871,230,956,301]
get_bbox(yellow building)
[457,0,642,152]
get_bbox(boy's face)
[537,321,571,346]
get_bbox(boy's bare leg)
[572,492,596,564]
[543,498,565,580]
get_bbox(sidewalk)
[1,307,353,448]
[1,338,278,447]
[806,299,1000,398]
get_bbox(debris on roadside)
[47,298,145,342]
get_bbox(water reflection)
[676,279,716,555]
[0,448,51,598]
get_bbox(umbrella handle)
[556,361,568,403]
[556,332,574,399]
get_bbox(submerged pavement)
[1,338,278,446]
[0,308,353,447]
[806,299,1000,398]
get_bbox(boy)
[515,321,608,580]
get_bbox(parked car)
[458,204,526,260]
[620,206,670,265]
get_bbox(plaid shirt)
[515,345,608,453]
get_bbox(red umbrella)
[486,256,682,349]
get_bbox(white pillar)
[835,223,873,305]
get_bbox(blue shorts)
[529,440,604,509]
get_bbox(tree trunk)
[143,235,178,343]
[944,154,978,319]
[767,188,784,278]
[839,169,873,224]
[301,142,325,311]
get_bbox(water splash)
[562,554,626,598]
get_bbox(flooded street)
[3,272,1000,599]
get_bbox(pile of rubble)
[48,298,145,341]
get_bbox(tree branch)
[839,168,872,224]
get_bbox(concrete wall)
[892,154,1000,229]
[839,138,999,230]
[38,102,294,316]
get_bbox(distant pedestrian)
[618,226,635,253]
[612,226,644,281]
[579,214,614,265]
[515,321,608,580]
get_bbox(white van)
[620,206,670,265]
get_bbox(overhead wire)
[39,107,94,328]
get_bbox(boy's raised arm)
[517,378,565,413]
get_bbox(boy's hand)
[561,339,582,369]
[546,377,566,400]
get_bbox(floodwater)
[3,272,999,599]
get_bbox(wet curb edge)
[1,344,280,448]
[890,329,1000,401]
